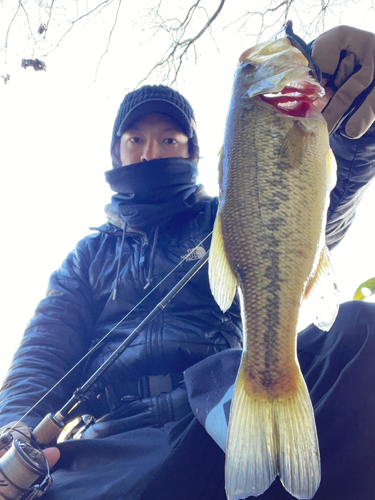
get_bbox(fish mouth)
[259,83,321,118]
[239,38,325,119]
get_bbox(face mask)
[105,158,201,229]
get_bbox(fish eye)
[243,63,254,71]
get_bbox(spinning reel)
[0,414,63,500]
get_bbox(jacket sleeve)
[0,238,94,429]
[326,122,375,249]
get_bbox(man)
[0,25,375,500]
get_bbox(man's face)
[119,113,190,166]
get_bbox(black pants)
[46,301,375,500]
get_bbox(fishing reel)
[0,414,63,500]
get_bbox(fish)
[208,37,339,500]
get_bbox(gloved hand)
[312,25,375,138]
[0,421,60,467]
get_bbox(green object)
[353,278,375,300]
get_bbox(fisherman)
[0,25,375,500]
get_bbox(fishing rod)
[0,250,209,500]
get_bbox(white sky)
[1,1,375,384]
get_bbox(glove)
[312,26,375,138]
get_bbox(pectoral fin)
[303,245,339,331]
[278,121,311,170]
[209,213,237,312]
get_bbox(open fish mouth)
[238,37,325,118]
[259,82,322,118]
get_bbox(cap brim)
[117,99,193,138]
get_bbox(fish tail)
[225,368,320,500]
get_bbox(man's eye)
[164,138,177,144]
[130,137,142,143]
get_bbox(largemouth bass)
[209,37,339,500]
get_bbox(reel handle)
[0,432,13,451]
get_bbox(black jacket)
[1,125,375,429]
[0,198,242,428]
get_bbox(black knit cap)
[110,85,198,158]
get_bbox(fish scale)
[222,102,324,394]
[209,36,338,500]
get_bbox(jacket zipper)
[138,234,149,288]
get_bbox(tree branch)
[46,0,116,56]
[94,0,122,79]
[2,1,22,61]
[0,0,365,86]
[138,0,226,86]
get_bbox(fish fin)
[278,121,311,170]
[225,367,320,500]
[327,147,337,192]
[276,375,321,499]
[303,245,339,331]
[218,146,224,188]
[209,213,237,312]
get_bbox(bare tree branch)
[19,2,38,55]
[44,0,56,38]
[0,0,368,85]
[138,0,226,86]
[2,1,22,60]
[94,0,122,80]
[224,0,293,38]
[45,0,116,56]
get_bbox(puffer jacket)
[0,197,242,428]
[0,124,375,429]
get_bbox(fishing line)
[12,231,213,428]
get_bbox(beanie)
[110,85,198,165]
